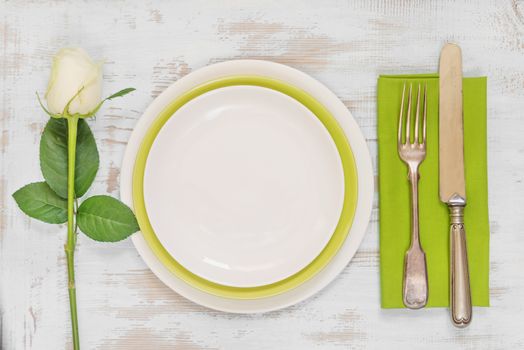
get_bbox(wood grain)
[1,0,524,349]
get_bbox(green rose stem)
[65,114,80,350]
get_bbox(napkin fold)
[378,74,490,308]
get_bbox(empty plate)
[132,75,358,298]
[145,85,343,287]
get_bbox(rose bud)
[45,48,102,116]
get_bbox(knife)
[439,43,472,327]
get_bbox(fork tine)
[398,83,406,145]
[423,83,427,144]
[414,84,421,144]
[405,84,413,144]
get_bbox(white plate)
[121,60,373,313]
[144,85,345,287]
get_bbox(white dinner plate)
[143,85,345,287]
[121,60,373,313]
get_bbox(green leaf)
[40,118,99,198]
[106,88,135,100]
[77,195,139,242]
[12,182,68,224]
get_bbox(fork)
[398,83,429,309]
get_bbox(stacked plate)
[120,60,373,313]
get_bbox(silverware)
[439,43,472,327]
[398,82,429,309]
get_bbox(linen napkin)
[378,74,490,308]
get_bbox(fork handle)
[449,205,472,327]
[403,245,428,309]
[402,169,428,309]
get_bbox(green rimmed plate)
[132,75,357,299]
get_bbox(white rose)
[45,48,102,115]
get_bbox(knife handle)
[449,205,472,327]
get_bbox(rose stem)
[65,115,80,350]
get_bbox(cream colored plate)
[143,85,344,287]
[120,60,373,313]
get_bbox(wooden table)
[1,1,523,349]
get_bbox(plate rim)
[120,59,373,313]
[132,76,358,297]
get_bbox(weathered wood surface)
[1,0,523,349]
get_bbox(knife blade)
[439,43,472,328]
[439,44,466,203]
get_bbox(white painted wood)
[1,0,523,348]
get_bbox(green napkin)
[378,74,490,308]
